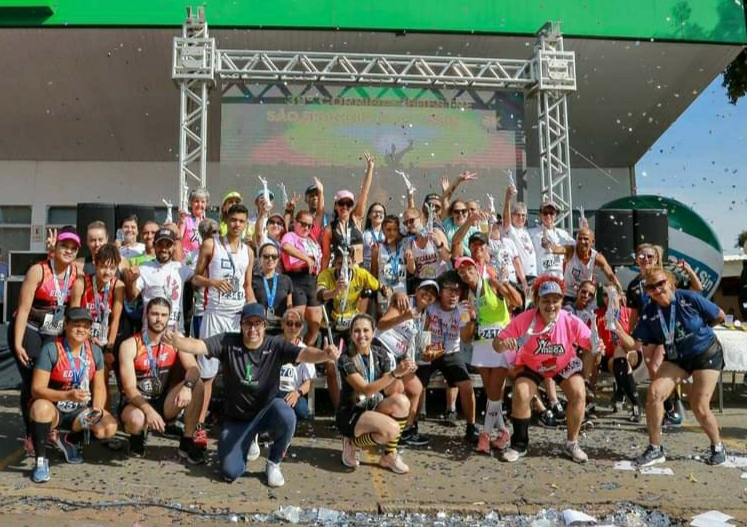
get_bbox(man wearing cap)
[420,193,445,234]
[303,177,330,240]
[219,191,251,241]
[163,303,341,487]
[529,199,574,279]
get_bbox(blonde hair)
[635,243,663,266]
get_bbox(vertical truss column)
[532,22,577,231]
[172,7,215,210]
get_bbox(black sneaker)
[178,437,207,465]
[538,409,558,428]
[465,424,480,444]
[128,433,146,458]
[708,443,726,466]
[399,425,430,447]
[444,410,458,424]
[634,444,666,467]
[662,410,683,427]
[550,401,566,422]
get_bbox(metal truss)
[172,11,577,224]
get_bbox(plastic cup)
[725,314,734,326]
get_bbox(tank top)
[473,274,511,342]
[563,248,597,298]
[181,215,203,254]
[409,237,442,280]
[28,261,78,333]
[362,228,385,271]
[330,218,363,252]
[375,318,419,360]
[377,240,407,294]
[49,338,96,392]
[131,332,179,399]
[81,274,116,343]
[205,236,250,314]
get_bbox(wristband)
[183,380,196,390]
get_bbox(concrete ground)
[2,383,747,526]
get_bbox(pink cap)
[454,256,477,269]
[334,190,355,203]
[57,232,81,247]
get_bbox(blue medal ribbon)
[657,299,677,347]
[142,331,162,381]
[63,338,86,387]
[263,274,278,311]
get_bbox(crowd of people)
[8,153,728,487]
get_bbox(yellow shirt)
[317,266,380,327]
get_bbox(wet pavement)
[2,387,747,526]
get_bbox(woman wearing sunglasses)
[362,203,386,272]
[277,309,315,421]
[632,268,725,467]
[252,243,294,336]
[443,200,479,254]
[321,153,375,269]
[281,210,323,346]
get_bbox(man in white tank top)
[191,203,256,441]
[528,200,575,279]
[553,227,622,301]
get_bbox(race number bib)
[137,377,164,398]
[477,325,503,341]
[56,400,85,414]
[222,276,244,301]
[334,317,352,332]
[40,307,65,336]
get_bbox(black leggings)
[7,318,53,435]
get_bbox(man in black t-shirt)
[164,303,340,487]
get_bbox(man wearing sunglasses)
[502,185,537,290]
[164,303,341,486]
[529,200,574,280]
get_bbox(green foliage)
[723,49,747,105]
[736,229,747,250]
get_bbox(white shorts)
[197,311,241,379]
[471,341,516,369]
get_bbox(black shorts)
[336,405,367,438]
[600,350,644,373]
[668,339,725,375]
[287,271,321,307]
[515,357,584,386]
[120,394,168,418]
[56,405,90,431]
[416,353,471,388]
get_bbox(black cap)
[154,228,176,244]
[305,184,319,196]
[66,307,93,323]
[468,232,489,245]
[423,193,441,205]
[241,303,267,320]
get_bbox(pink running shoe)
[490,428,510,450]
[476,432,491,454]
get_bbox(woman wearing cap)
[362,202,386,272]
[631,268,725,467]
[28,307,117,483]
[493,276,601,463]
[338,314,415,474]
[321,152,374,269]
[281,209,323,346]
[371,215,408,315]
[252,243,294,335]
[455,256,521,453]
[179,187,210,255]
[374,280,438,446]
[10,225,81,451]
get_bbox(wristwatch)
[183,380,196,390]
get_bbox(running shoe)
[662,411,683,427]
[193,423,209,448]
[128,433,146,458]
[265,460,285,487]
[178,437,207,465]
[378,452,409,474]
[564,441,588,463]
[31,457,50,483]
[490,428,511,451]
[341,437,359,468]
[444,410,458,423]
[611,395,624,413]
[629,406,642,423]
[538,409,557,428]
[465,424,480,444]
[551,401,566,422]
[55,432,84,464]
[476,432,491,454]
[399,425,430,447]
[634,444,666,467]
[708,443,726,466]
[246,434,261,462]
[501,447,527,462]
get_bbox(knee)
[457,380,474,397]
[513,381,533,404]
[94,418,117,439]
[648,382,669,403]
[294,399,310,421]
[564,380,586,403]
[392,393,410,416]
[221,460,245,483]
[690,397,713,419]
[123,407,146,434]
[29,399,55,421]
[381,419,399,443]
[191,380,205,400]
[404,376,423,397]
[273,399,298,430]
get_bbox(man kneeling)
[119,297,205,463]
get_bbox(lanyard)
[221,236,240,277]
[49,260,71,307]
[339,220,351,247]
[263,274,278,309]
[657,299,677,346]
[383,242,402,285]
[371,229,384,244]
[638,279,650,307]
[142,331,162,380]
[63,339,86,387]
[92,275,111,322]
[359,352,375,383]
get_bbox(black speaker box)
[633,209,669,258]
[8,251,48,276]
[77,203,116,259]
[3,277,23,322]
[115,204,156,232]
[594,209,635,266]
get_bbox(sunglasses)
[637,253,656,261]
[337,200,354,208]
[644,279,668,293]
[262,254,279,261]
[268,220,284,227]
[452,209,468,215]
[541,209,557,215]
[284,321,304,328]
[403,218,417,226]
[296,220,312,229]
[427,202,442,211]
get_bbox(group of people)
[9,153,729,487]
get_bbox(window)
[0,206,32,252]
[47,206,77,227]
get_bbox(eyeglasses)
[268,220,284,227]
[541,209,557,215]
[337,200,354,208]
[284,321,304,328]
[262,254,279,261]
[370,210,385,216]
[452,209,468,215]
[637,253,657,261]
[242,320,265,329]
[403,218,417,226]
[644,279,668,293]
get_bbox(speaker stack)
[594,208,668,266]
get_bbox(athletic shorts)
[198,311,240,379]
[416,352,471,388]
[336,405,367,438]
[120,394,168,418]
[667,338,724,375]
[287,271,321,307]
[600,350,644,373]
[56,405,90,431]
[515,356,584,386]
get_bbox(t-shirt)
[337,345,393,412]
[488,238,519,283]
[36,341,105,375]
[279,343,315,393]
[424,303,468,357]
[632,289,721,360]
[504,224,537,277]
[317,266,380,327]
[203,333,302,420]
[280,231,321,274]
[120,243,145,261]
[443,217,478,253]
[529,226,574,278]
[500,309,591,377]
[595,306,631,357]
[251,271,294,327]
[135,259,195,332]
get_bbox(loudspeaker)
[115,204,156,232]
[4,277,23,322]
[594,209,635,267]
[8,251,48,277]
[633,209,668,258]
[77,203,116,259]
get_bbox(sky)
[635,74,747,255]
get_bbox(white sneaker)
[342,437,360,468]
[246,434,260,462]
[501,447,527,463]
[265,460,285,487]
[564,441,588,463]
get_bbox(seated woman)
[493,276,601,464]
[337,314,416,474]
[28,308,118,483]
[277,309,315,421]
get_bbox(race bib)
[222,276,244,301]
[334,318,352,332]
[541,255,557,270]
[40,307,65,336]
[56,399,84,414]
[137,377,164,398]
[421,266,437,278]
[477,325,503,341]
